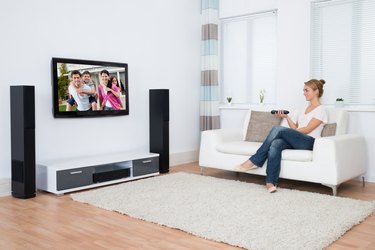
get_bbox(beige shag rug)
[71,172,375,250]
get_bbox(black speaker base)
[12,192,36,199]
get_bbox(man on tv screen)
[67,70,92,111]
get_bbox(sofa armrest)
[199,128,243,165]
[313,134,367,184]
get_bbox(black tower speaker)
[10,85,36,199]
[149,89,169,173]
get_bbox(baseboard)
[363,175,375,183]
[354,175,375,183]
[0,178,11,197]
[170,150,199,167]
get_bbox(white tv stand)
[36,151,159,195]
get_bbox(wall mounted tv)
[52,57,129,118]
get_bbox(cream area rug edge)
[71,172,375,250]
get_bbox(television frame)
[52,57,129,118]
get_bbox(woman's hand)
[275,110,288,118]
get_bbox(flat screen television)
[52,57,129,118]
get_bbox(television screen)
[52,57,129,118]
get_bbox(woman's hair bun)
[319,79,326,85]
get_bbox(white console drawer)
[56,167,93,191]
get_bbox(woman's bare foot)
[235,160,257,171]
[266,183,277,193]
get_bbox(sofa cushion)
[217,141,262,156]
[281,149,313,162]
[216,141,313,162]
[244,111,282,142]
[321,123,337,137]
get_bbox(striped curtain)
[200,0,220,131]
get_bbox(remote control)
[271,110,289,115]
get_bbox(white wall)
[219,0,375,182]
[0,0,201,178]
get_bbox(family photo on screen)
[57,62,127,112]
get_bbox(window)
[311,0,375,105]
[220,11,277,104]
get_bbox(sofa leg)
[322,184,338,196]
[362,176,365,187]
[200,166,204,175]
[331,186,337,196]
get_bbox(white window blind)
[311,0,375,105]
[220,11,277,104]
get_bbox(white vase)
[336,101,344,108]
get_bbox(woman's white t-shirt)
[296,105,328,138]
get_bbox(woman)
[237,79,328,193]
[109,76,121,90]
[98,70,122,110]
[109,76,124,108]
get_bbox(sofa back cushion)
[244,111,282,142]
[326,108,348,135]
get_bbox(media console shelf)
[36,151,159,195]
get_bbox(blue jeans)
[249,126,315,185]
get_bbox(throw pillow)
[242,109,252,140]
[245,111,282,142]
[321,123,337,137]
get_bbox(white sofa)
[199,108,367,195]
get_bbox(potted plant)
[259,89,266,105]
[336,97,344,107]
[226,96,232,105]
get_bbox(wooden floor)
[1,163,375,249]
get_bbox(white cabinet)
[36,151,159,195]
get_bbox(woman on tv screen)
[98,70,123,110]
